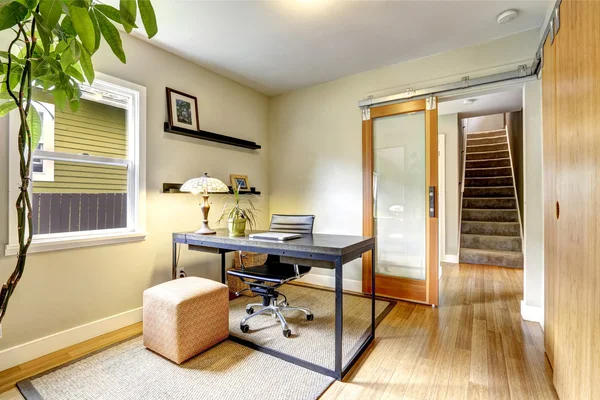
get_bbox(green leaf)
[0,101,17,116]
[60,45,75,69]
[66,65,83,82]
[68,4,95,53]
[89,8,100,51]
[79,47,93,84]
[52,87,66,110]
[95,10,126,63]
[23,0,37,10]
[137,0,157,38]
[34,14,53,53]
[39,0,63,29]
[69,99,79,112]
[119,0,136,33]
[8,64,22,89]
[0,2,28,31]
[69,38,81,61]
[94,4,122,23]
[60,15,76,36]
[27,106,42,150]
[55,39,68,53]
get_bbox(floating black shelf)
[162,183,261,195]
[164,122,261,150]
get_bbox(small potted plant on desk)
[217,184,259,236]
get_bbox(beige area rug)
[229,284,394,370]
[18,338,334,400]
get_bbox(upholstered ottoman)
[143,277,229,364]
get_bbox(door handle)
[429,186,436,218]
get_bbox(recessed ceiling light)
[497,9,518,24]
[464,99,477,105]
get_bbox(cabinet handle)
[556,201,560,220]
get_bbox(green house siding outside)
[33,99,128,194]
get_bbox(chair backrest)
[269,214,315,234]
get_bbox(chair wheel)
[240,324,250,333]
[306,313,314,321]
[246,307,254,315]
[283,329,291,338]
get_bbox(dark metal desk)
[172,229,375,380]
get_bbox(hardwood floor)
[0,263,556,399]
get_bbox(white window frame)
[5,72,147,255]
[31,102,55,182]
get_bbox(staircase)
[459,129,523,268]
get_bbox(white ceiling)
[439,87,523,117]
[115,0,551,96]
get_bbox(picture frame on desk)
[166,87,200,131]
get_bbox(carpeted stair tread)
[465,176,514,187]
[465,167,513,177]
[462,208,519,222]
[466,150,510,160]
[466,158,511,169]
[467,136,507,145]
[462,197,517,209]
[461,221,520,236]
[466,143,508,153]
[459,248,523,268]
[467,130,507,139]
[464,186,515,197]
[461,233,522,252]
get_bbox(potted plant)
[217,184,259,236]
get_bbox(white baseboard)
[0,307,142,372]
[441,254,459,264]
[520,300,544,327]
[298,273,363,293]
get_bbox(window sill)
[4,231,147,256]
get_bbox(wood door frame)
[362,98,439,305]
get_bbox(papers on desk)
[249,232,301,241]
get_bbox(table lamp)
[180,173,230,234]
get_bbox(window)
[5,73,146,255]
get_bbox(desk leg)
[172,240,177,280]
[221,253,226,284]
[371,247,376,336]
[334,256,343,379]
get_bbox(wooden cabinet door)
[552,1,600,398]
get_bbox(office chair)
[227,214,315,338]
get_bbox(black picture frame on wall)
[166,87,200,132]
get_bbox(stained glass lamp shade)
[180,173,229,234]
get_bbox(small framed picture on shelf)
[166,87,200,131]
[230,174,250,192]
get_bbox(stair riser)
[465,177,513,187]
[459,250,523,268]
[461,235,522,252]
[462,209,519,222]
[466,159,511,169]
[461,221,520,236]
[465,167,512,177]
[462,198,517,209]
[466,151,510,161]
[464,187,514,197]
[467,136,507,146]
[466,143,508,153]
[467,130,506,139]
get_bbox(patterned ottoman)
[143,277,229,364]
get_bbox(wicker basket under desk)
[227,251,268,298]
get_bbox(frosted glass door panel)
[373,112,426,280]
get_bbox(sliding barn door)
[362,98,439,305]
[543,1,600,398]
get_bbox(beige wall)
[268,29,540,286]
[0,33,270,352]
[438,114,460,257]
[523,80,544,311]
[464,113,505,133]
